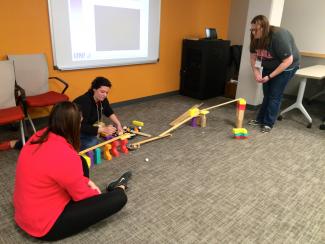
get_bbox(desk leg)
[279,78,312,127]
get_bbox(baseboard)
[111,91,179,108]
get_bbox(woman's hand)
[99,125,116,135]
[88,180,101,194]
[116,124,124,135]
[259,75,270,83]
[254,68,263,83]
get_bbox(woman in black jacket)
[73,77,123,150]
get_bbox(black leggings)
[39,157,128,241]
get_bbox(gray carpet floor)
[0,95,324,244]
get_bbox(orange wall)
[0,0,230,114]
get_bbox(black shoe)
[13,139,23,150]
[261,125,272,133]
[13,137,29,150]
[248,119,262,126]
[106,171,132,191]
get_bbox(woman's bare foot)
[116,185,126,191]
[0,140,20,151]
[9,140,18,148]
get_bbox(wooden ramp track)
[128,133,172,149]
[127,99,242,151]
[169,103,203,126]
[159,98,241,138]
[202,98,240,111]
[130,130,152,137]
[160,114,196,137]
[79,133,133,155]
[129,112,196,150]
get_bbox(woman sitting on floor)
[13,101,132,241]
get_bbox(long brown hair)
[250,15,273,51]
[31,101,81,151]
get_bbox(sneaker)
[248,119,261,126]
[13,138,28,150]
[261,125,272,133]
[106,171,132,191]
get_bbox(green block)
[94,148,102,165]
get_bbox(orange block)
[103,144,112,160]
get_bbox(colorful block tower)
[233,98,248,139]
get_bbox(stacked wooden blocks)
[233,98,248,139]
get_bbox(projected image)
[68,0,149,61]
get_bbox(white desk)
[279,65,325,128]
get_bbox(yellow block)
[238,98,246,105]
[188,108,200,117]
[200,110,210,115]
[120,133,132,140]
[81,155,91,168]
[232,128,248,134]
[132,120,144,127]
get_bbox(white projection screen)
[48,0,161,70]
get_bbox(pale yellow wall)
[0,0,230,117]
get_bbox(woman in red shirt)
[13,101,131,241]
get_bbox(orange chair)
[0,60,26,145]
[8,54,69,132]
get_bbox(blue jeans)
[80,133,98,151]
[257,66,298,127]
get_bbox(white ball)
[145,158,149,162]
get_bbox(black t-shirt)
[250,26,300,71]
[73,91,114,136]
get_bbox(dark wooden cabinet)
[180,39,230,100]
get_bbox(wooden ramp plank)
[169,103,203,126]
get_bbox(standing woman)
[13,101,131,241]
[248,15,300,133]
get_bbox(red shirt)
[13,129,99,237]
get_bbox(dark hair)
[250,15,274,51]
[88,77,112,94]
[31,101,81,151]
